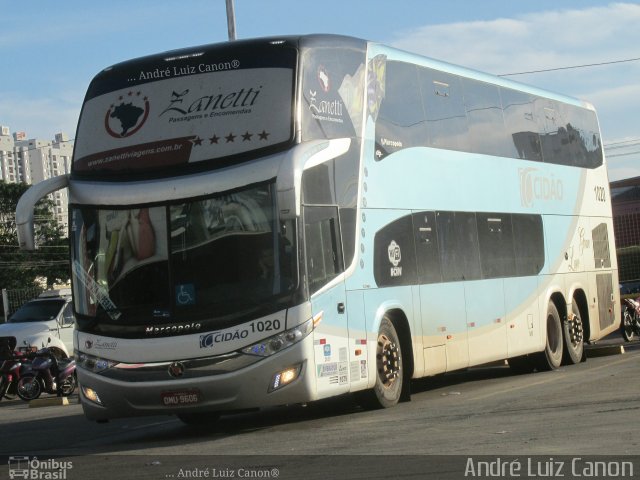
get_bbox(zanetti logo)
[105,91,150,138]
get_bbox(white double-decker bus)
[17,35,619,423]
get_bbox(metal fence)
[1,287,43,321]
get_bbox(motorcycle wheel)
[17,374,43,401]
[59,373,76,397]
[0,376,7,401]
[621,310,635,342]
[4,380,18,400]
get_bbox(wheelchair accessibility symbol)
[176,284,196,306]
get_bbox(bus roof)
[87,33,593,111]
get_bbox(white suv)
[0,289,75,358]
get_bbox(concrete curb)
[586,344,625,358]
[28,397,70,408]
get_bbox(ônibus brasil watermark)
[8,456,73,480]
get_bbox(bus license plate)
[161,390,201,406]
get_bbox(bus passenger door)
[466,212,514,365]
[413,212,467,374]
[465,279,507,365]
[304,205,350,398]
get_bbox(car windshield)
[70,181,297,327]
[9,299,66,323]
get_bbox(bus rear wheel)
[536,301,564,371]
[562,302,585,365]
[357,317,404,409]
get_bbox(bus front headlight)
[75,350,117,373]
[242,319,313,357]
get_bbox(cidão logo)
[519,167,563,208]
[104,91,150,138]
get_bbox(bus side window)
[375,61,427,158]
[559,103,603,168]
[414,211,442,284]
[437,211,481,282]
[462,78,511,158]
[303,206,344,295]
[512,214,545,276]
[501,88,542,162]
[420,69,470,152]
[476,212,516,279]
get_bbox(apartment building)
[0,126,73,235]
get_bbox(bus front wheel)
[357,317,404,409]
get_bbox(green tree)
[0,181,70,292]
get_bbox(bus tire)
[562,302,584,365]
[356,317,404,409]
[536,301,564,371]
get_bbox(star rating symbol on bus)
[116,91,143,102]
[205,131,271,145]
[190,136,203,146]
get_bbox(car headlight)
[242,319,313,357]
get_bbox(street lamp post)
[226,0,236,41]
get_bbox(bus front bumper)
[77,334,316,421]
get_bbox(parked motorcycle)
[621,297,640,342]
[0,348,32,401]
[0,337,28,400]
[16,347,76,401]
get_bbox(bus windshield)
[72,40,296,177]
[70,182,297,329]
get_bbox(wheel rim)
[18,378,40,400]
[376,333,400,388]
[60,377,75,396]
[567,314,584,347]
[623,313,634,339]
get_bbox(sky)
[1,0,639,181]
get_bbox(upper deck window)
[300,41,366,142]
[72,41,297,178]
[373,58,603,168]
